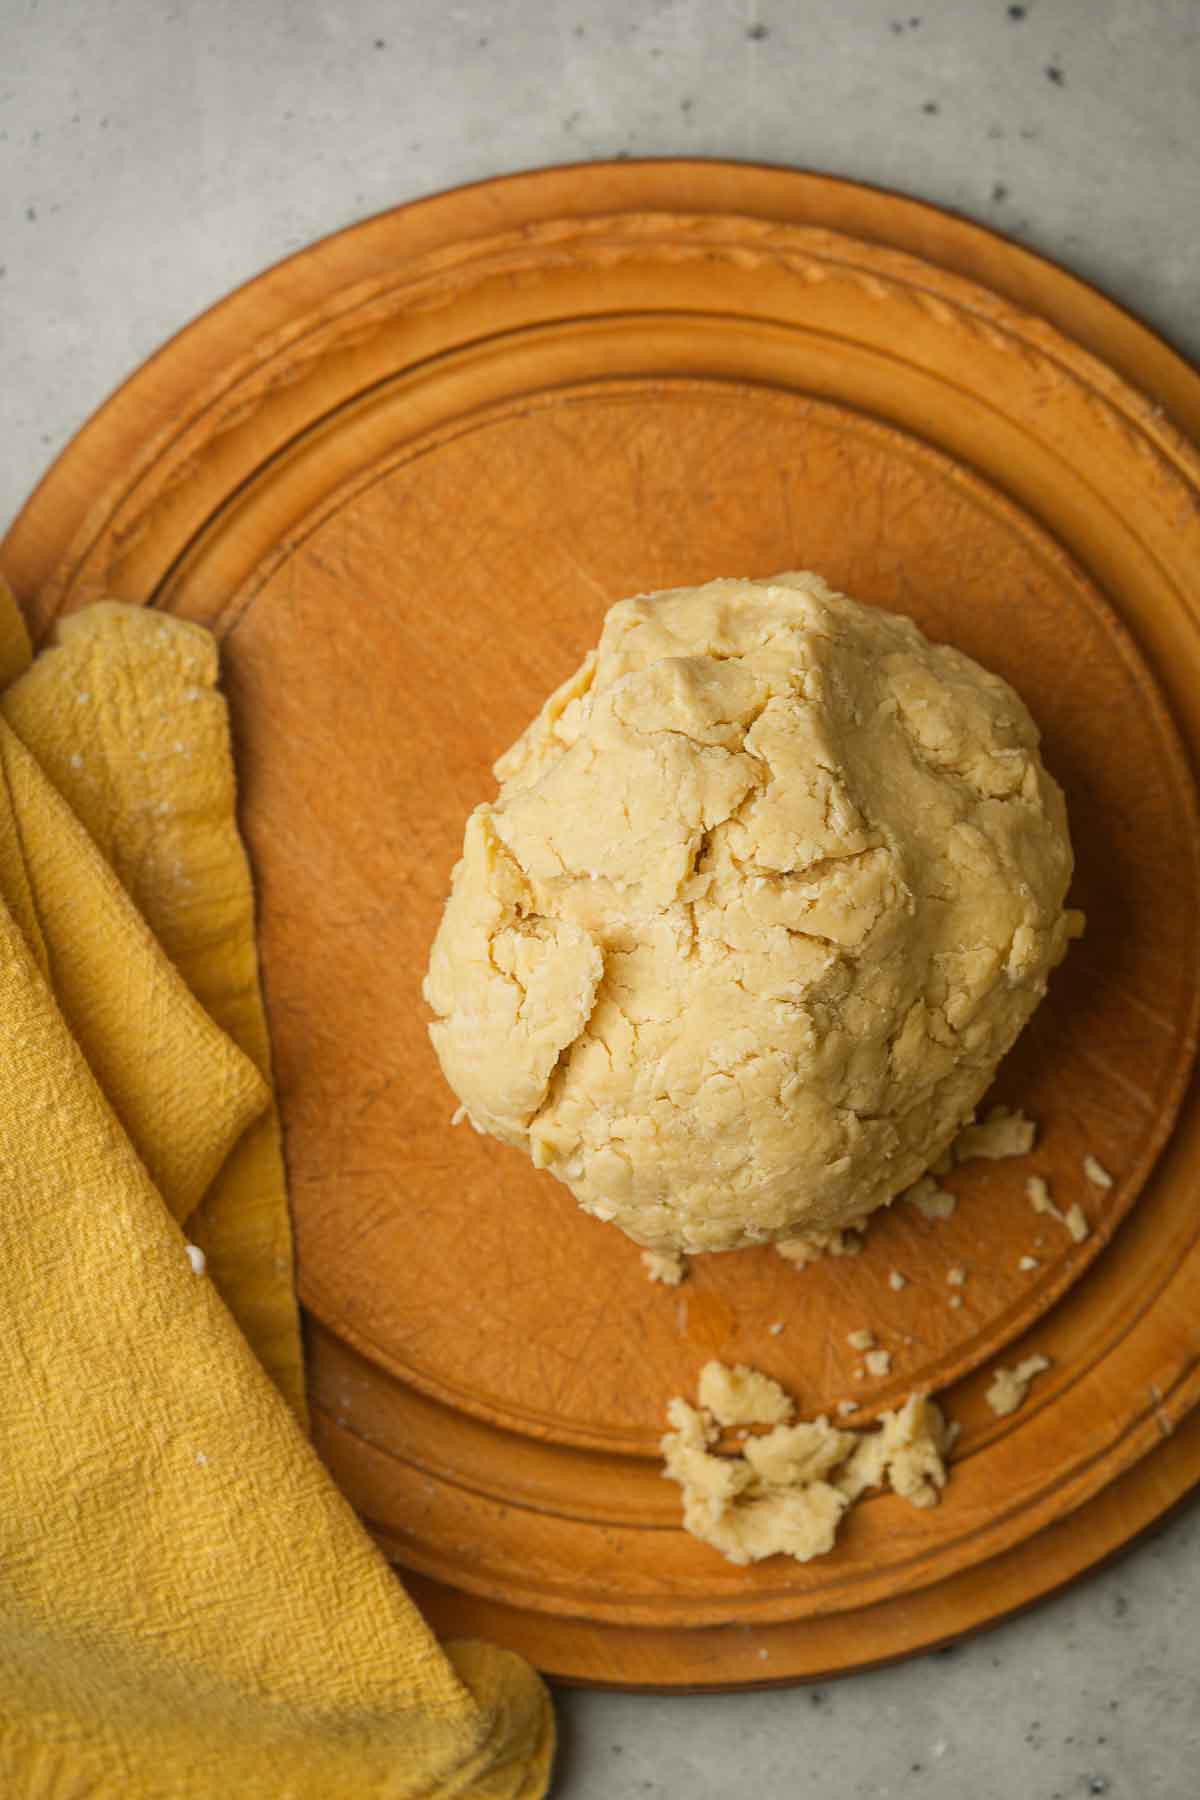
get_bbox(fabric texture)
[0,577,553,1799]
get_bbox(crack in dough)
[424,573,1076,1252]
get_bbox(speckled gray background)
[4,2,1200,1795]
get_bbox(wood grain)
[4,162,1200,1687]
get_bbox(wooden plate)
[6,161,1200,1688]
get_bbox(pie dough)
[424,573,1076,1253]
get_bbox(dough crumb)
[642,1248,689,1286]
[1064,1202,1091,1244]
[1083,1154,1114,1190]
[837,1393,954,1509]
[836,1400,858,1418]
[1026,1173,1058,1216]
[905,1175,958,1221]
[1018,1254,1040,1271]
[986,1353,1052,1417]
[450,1103,468,1127]
[847,1328,877,1351]
[948,1294,963,1310]
[954,1106,1037,1163]
[185,1243,206,1277]
[698,1360,794,1427]
[864,1348,892,1377]
[888,1269,908,1291]
[665,1393,718,1448]
[768,1321,786,1336]
[742,1418,857,1488]
[663,1369,955,1563]
[946,1266,966,1287]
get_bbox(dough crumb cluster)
[662,1359,956,1565]
[776,1226,864,1266]
[1026,1174,1091,1243]
[952,1106,1038,1163]
[425,573,1077,1254]
[894,1105,1046,1242]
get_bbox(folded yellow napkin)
[2,600,308,1427]
[0,580,552,1798]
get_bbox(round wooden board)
[6,161,1200,1688]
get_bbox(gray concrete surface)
[4,2,1200,1795]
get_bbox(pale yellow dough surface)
[424,572,1075,1253]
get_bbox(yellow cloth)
[0,578,553,1798]
[2,602,307,1427]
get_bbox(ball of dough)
[423,573,1075,1253]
